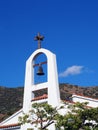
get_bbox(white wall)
[0,109,22,126]
[72,94,98,107]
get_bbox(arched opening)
[33,52,47,84]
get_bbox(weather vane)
[34,32,44,49]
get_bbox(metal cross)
[34,32,44,49]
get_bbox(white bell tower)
[22,33,60,130]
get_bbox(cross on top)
[34,32,44,49]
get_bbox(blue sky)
[0,0,98,87]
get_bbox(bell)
[37,65,45,75]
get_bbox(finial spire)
[34,32,44,49]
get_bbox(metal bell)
[37,65,44,75]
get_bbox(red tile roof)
[0,123,20,129]
[31,94,48,101]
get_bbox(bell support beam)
[33,61,47,67]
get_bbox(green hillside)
[0,83,98,122]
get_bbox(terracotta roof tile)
[0,123,20,129]
[31,94,48,101]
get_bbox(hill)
[0,86,23,122]
[0,83,98,122]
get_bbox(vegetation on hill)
[0,83,98,122]
[0,86,23,122]
[60,83,98,100]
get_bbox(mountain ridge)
[0,83,98,122]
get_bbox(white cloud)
[59,65,84,77]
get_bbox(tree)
[19,102,98,130]
[56,102,98,130]
[18,103,62,130]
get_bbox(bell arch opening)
[32,52,47,85]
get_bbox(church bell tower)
[22,33,60,129]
